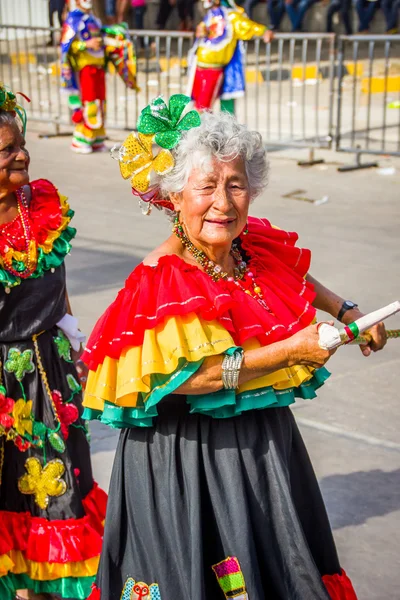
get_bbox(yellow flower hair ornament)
[112,94,201,215]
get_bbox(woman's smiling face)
[171,156,250,252]
[0,122,30,197]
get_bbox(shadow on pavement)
[66,246,143,296]
[320,468,400,530]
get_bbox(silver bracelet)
[222,349,244,390]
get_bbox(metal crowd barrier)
[336,34,400,171]
[0,25,335,159]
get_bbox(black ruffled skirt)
[94,396,351,600]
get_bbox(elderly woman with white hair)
[82,95,385,600]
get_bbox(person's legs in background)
[295,0,318,31]
[156,0,174,29]
[105,0,117,23]
[381,0,399,31]
[356,0,379,31]
[340,0,353,34]
[117,0,131,21]
[326,0,340,31]
[134,4,146,28]
[267,0,286,29]
[178,0,195,31]
[244,0,261,18]
[285,0,301,31]
[48,0,55,45]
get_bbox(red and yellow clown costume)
[61,5,107,154]
[188,0,267,114]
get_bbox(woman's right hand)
[286,323,336,369]
[86,37,103,51]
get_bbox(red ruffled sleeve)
[83,216,316,370]
[29,179,63,244]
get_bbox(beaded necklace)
[173,216,271,311]
[2,187,37,280]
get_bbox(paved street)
[27,123,400,599]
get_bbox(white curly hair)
[159,110,269,201]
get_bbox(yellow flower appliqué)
[18,457,67,509]
[118,132,174,193]
[12,399,33,436]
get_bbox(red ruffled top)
[0,179,63,254]
[83,217,316,370]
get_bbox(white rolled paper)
[351,301,400,334]
[318,301,400,351]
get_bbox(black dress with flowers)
[0,179,106,600]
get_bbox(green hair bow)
[0,83,29,134]
[137,94,201,150]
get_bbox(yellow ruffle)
[0,550,98,581]
[38,194,72,254]
[0,554,15,576]
[84,316,316,411]
[84,314,235,410]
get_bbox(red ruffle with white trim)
[82,217,316,370]
[323,569,358,599]
[0,482,106,563]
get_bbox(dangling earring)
[242,222,249,235]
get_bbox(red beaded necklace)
[2,187,37,279]
[173,216,271,312]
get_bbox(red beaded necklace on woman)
[2,187,37,280]
[173,215,271,312]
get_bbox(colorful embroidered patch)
[120,577,161,600]
[4,347,35,381]
[212,556,248,599]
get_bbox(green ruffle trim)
[83,358,330,428]
[187,366,330,419]
[0,215,76,290]
[83,358,203,428]
[0,572,94,600]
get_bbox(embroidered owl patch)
[212,556,249,599]
[120,577,161,600]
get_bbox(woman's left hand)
[342,310,387,357]
[359,322,387,357]
[263,30,274,44]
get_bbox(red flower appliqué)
[15,435,31,452]
[0,390,15,430]
[52,390,79,440]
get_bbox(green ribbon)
[137,94,201,150]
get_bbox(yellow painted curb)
[10,52,36,66]
[361,75,400,93]
[158,57,188,72]
[245,69,264,84]
[345,62,364,77]
[48,62,61,77]
[292,65,321,80]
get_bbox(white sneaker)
[71,142,93,154]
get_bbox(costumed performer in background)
[61,0,138,154]
[82,94,386,599]
[0,83,107,600]
[187,0,274,114]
